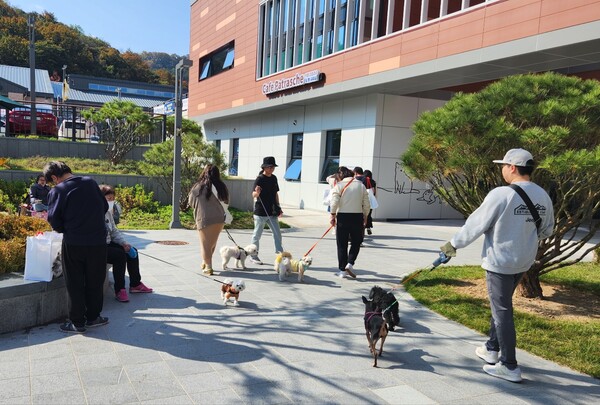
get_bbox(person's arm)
[46,189,64,233]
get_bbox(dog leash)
[138,251,227,285]
[302,224,334,257]
[224,228,244,250]
[399,251,451,286]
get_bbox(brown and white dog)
[274,252,312,282]
[221,279,246,306]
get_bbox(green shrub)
[0,179,29,210]
[115,184,159,213]
[0,215,51,274]
[0,190,14,214]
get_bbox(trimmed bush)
[0,215,51,274]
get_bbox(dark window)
[285,133,303,181]
[198,41,235,81]
[214,139,221,151]
[320,129,341,182]
[229,138,239,176]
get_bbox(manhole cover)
[155,240,189,245]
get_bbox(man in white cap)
[440,148,554,382]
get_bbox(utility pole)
[170,58,192,229]
[28,14,36,135]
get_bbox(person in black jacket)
[29,174,51,211]
[44,161,109,334]
[249,156,283,264]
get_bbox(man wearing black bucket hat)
[249,156,284,264]
[439,148,554,383]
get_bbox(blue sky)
[7,0,190,56]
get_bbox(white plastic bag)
[323,188,332,206]
[24,232,63,282]
[367,188,379,210]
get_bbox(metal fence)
[4,102,166,145]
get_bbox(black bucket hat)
[261,156,278,168]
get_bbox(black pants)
[366,209,373,229]
[336,213,364,271]
[61,242,107,327]
[106,242,141,293]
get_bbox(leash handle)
[303,224,334,257]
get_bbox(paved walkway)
[1,208,598,404]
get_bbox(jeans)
[485,270,525,369]
[251,215,283,254]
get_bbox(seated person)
[30,174,51,211]
[100,185,153,302]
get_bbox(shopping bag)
[24,232,63,282]
[367,188,379,209]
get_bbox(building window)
[284,132,303,181]
[257,0,494,78]
[320,129,340,182]
[199,41,235,81]
[229,138,239,176]
[214,139,221,152]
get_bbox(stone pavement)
[1,208,598,404]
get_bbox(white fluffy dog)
[274,252,312,282]
[220,244,257,270]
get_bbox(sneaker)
[367,228,372,235]
[130,282,153,293]
[86,316,109,328]
[250,255,263,265]
[115,289,129,302]
[483,363,522,383]
[344,263,357,279]
[335,271,347,278]
[60,321,86,334]
[476,345,499,364]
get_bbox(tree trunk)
[518,270,544,299]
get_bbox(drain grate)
[155,240,189,245]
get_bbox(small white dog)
[274,252,312,282]
[221,279,246,306]
[220,244,257,270]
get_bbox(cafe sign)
[262,70,323,95]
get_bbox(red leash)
[303,224,334,257]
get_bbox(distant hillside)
[0,0,186,86]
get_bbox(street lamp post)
[169,58,193,229]
[28,14,37,135]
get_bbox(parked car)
[58,119,87,140]
[8,110,58,137]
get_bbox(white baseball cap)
[493,148,534,167]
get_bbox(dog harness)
[235,248,245,260]
[364,311,383,328]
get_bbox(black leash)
[138,251,227,285]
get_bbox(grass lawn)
[118,207,290,230]
[1,156,139,175]
[404,264,600,378]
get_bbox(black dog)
[362,296,388,367]
[369,286,400,331]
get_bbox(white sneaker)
[250,255,263,265]
[483,363,522,383]
[476,345,499,364]
[335,271,346,278]
[344,263,356,278]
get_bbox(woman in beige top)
[188,164,230,275]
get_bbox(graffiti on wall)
[378,162,442,205]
